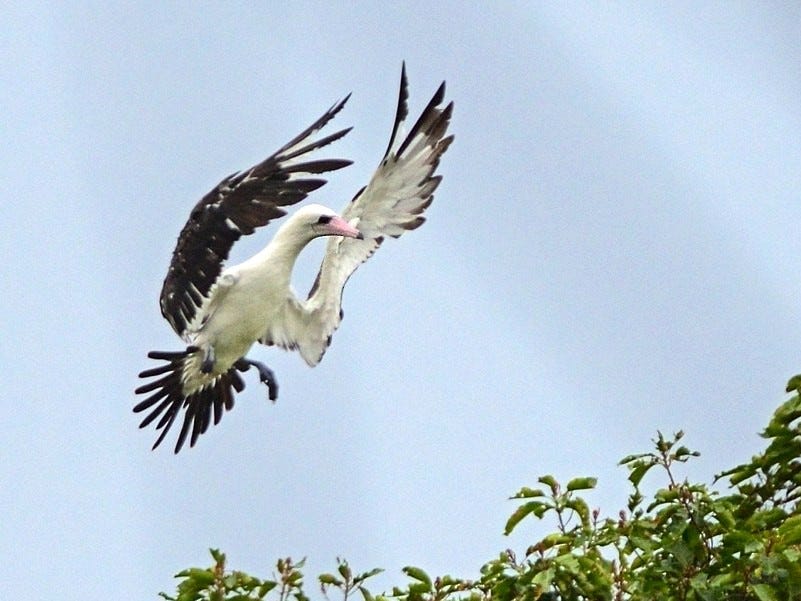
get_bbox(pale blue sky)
[3,2,801,599]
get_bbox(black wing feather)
[396,81,447,157]
[382,61,410,159]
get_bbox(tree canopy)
[159,377,801,601]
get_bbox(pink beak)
[325,215,363,239]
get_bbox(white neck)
[239,213,317,290]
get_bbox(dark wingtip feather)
[275,94,351,156]
[279,127,353,163]
[284,158,353,174]
[331,92,352,117]
[384,62,411,159]
[430,81,446,108]
[396,79,449,158]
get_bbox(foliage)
[161,379,801,601]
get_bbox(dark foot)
[235,357,278,401]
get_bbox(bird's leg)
[200,346,215,374]
[235,357,278,401]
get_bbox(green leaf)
[337,560,352,581]
[553,553,580,573]
[627,489,644,512]
[359,586,374,601]
[619,452,651,466]
[538,475,559,493]
[407,582,432,595]
[724,466,756,486]
[258,582,278,597]
[566,477,597,491]
[721,531,756,552]
[629,534,656,552]
[355,568,384,583]
[770,394,801,426]
[751,583,779,601]
[688,572,710,594]
[530,567,555,590]
[666,541,694,568]
[627,462,654,488]
[649,487,680,507]
[209,548,225,563]
[185,568,216,586]
[778,514,801,546]
[673,445,700,461]
[504,501,549,535]
[785,374,801,392]
[319,573,342,586]
[510,487,545,499]
[782,548,801,563]
[402,566,432,589]
[715,506,735,529]
[710,572,737,587]
[565,497,591,526]
[539,533,571,550]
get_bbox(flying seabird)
[134,64,453,452]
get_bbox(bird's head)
[296,204,363,240]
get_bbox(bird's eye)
[317,215,332,224]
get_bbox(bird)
[133,64,454,453]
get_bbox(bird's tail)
[134,347,246,453]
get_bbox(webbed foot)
[235,357,278,401]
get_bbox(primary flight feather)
[134,64,453,452]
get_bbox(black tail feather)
[134,347,250,453]
[213,381,226,426]
[135,348,279,453]
[147,348,197,360]
[137,363,174,378]
[152,402,182,451]
[134,372,177,395]
[231,371,246,393]
[137,395,174,429]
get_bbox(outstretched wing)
[287,63,453,366]
[160,97,353,339]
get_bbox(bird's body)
[180,205,359,390]
[135,65,453,452]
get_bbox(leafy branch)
[160,376,801,601]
